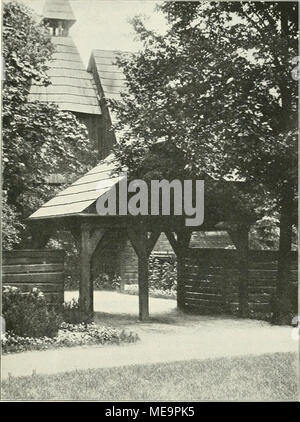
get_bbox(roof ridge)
[92,48,133,55]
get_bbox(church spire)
[43,0,76,36]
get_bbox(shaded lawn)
[1,352,298,401]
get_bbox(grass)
[1,352,298,401]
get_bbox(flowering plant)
[2,322,139,354]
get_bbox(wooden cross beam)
[164,231,191,256]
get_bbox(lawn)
[1,352,298,401]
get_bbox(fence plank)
[2,264,64,274]
[2,249,65,303]
[180,248,297,320]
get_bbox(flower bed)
[2,322,139,354]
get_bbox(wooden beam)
[69,226,81,251]
[127,227,160,321]
[127,227,145,257]
[164,231,191,256]
[79,224,93,320]
[228,225,250,317]
[146,231,161,256]
[78,224,106,320]
[175,231,192,311]
[138,246,149,321]
[164,231,178,255]
[89,228,107,259]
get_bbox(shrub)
[2,286,62,338]
[122,256,177,299]
[93,273,121,290]
[148,256,177,292]
[270,287,297,325]
[61,298,85,324]
[47,234,80,290]
[64,276,79,290]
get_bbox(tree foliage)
[112,1,297,205]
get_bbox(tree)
[2,1,97,247]
[111,1,298,321]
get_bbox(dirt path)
[1,292,297,379]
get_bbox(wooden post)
[127,227,160,321]
[237,227,249,317]
[177,231,191,311]
[79,224,93,320]
[177,256,186,310]
[118,235,130,292]
[138,237,149,321]
[165,231,191,311]
[79,224,106,320]
[228,225,250,317]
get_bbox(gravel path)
[1,291,297,379]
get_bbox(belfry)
[43,0,76,36]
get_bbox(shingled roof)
[29,154,122,219]
[29,37,101,115]
[87,49,130,102]
[152,231,235,253]
[43,0,76,22]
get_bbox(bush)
[148,255,177,292]
[122,256,177,299]
[61,298,85,324]
[270,287,297,325]
[47,234,80,290]
[64,276,79,290]
[2,286,62,338]
[93,273,121,290]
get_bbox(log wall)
[180,249,298,318]
[2,250,65,303]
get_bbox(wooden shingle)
[43,0,76,22]
[87,49,131,102]
[29,155,123,219]
[28,37,101,115]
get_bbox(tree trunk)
[271,5,295,324]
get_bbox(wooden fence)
[2,250,65,303]
[180,249,298,318]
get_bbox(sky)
[22,0,168,65]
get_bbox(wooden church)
[29,0,234,289]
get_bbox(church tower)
[29,0,112,160]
